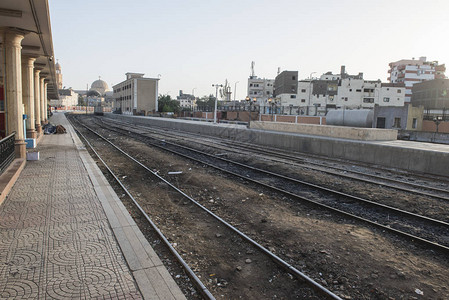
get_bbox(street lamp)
[307,72,316,115]
[433,116,443,133]
[234,81,239,101]
[212,84,223,123]
[246,96,257,127]
[268,97,277,121]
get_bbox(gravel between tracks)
[73,115,449,299]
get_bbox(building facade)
[411,79,449,118]
[176,90,196,109]
[388,57,446,102]
[112,73,159,115]
[373,104,424,131]
[247,76,274,103]
[296,68,405,116]
[273,71,298,96]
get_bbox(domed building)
[89,77,109,96]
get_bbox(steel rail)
[102,120,449,229]
[100,117,449,201]
[73,118,342,300]
[93,118,449,254]
[70,122,216,300]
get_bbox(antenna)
[251,61,255,77]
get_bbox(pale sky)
[50,0,449,100]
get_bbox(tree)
[78,94,86,106]
[158,94,181,113]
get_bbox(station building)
[112,73,159,115]
[0,0,58,160]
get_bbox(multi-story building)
[411,78,449,117]
[247,76,274,103]
[296,67,405,115]
[388,57,446,102]
[50,88,78,108]
[112,73,159,115]
[176,90,196,109]
[273,71,298,96]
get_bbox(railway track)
[99,117,449,202]
[86,116,449,254]
[70,116,341,300]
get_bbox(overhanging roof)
[0,0,58,99]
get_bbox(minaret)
[55,59,62,90]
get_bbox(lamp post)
[268,98,273,121]
[234,81,239,101]
[307,72,316,116]
[212,84,223,123]
[246,96,257,127]
[434,116,442,133]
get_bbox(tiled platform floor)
[0,113,186,300]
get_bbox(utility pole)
[212,84,223,123]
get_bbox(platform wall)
[104,114,449,177]
[250,121,398,141]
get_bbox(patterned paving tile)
[0,114,142,299]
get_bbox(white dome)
[90,78,109,95]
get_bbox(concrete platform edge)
[65,116,186,300]
[105,114,449,177]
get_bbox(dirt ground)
[76,116,449,299]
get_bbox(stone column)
[2,29,26,158]
[22,55,36,139]
[39,75,45,125]
[44,81,48,122]
[34,68,42,135]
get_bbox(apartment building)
[388,57,446,102]
[247,76,274,103]
[296,67,405,115]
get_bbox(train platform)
[0,112,186,299]
[105,113,449,177]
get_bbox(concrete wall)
[401,130,449,144]
[250,121,397,141]
[258,115,325,124]
[104,114,449,177]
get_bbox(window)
[376,117,386,128]
[363,98,374,103]
[292,76,296,80]
[393,117,401,128]
[383,97,390,102]
[290,95,296,99]
[301,89,306,93]
[250,84,253,87]
[349,89,352,92]
[412,118,417,129]
[397,89,401,93]
[356,89,361,92]
[364,88,374,93]
[301,99,306,103]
